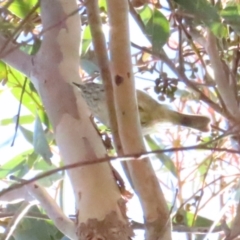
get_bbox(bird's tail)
[174,112,211,132]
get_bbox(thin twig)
[131,42,225,117]
[0,1,40,55]
[128,2,224,117]
[169,188,178,215]
[191,156,213,226]
[132,220,226,234]
[0,145,239,198]
[11,77,27,146]
[0,212,49,220]
[0,6,81,60]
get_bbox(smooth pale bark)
[33,0,131,239]
[107,0,172,239]
[85,0,123,153]
[0,0,131,239]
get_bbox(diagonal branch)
[131,42,225,117]
[0,35,33,76]
[0,144,239,201]
[128,6,224,118]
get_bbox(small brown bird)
[73,82,210,134]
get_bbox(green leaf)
[145,135,177,177]
[174,209,214,227]
[221,5,240,35]
[139,5,153,25]
[14,218,62,240]
[4,66,52,138]
[7,67,42,115]
[221,5,240,22]
[14,163,30,178]
[33,159,62,187]
[187,211,214,227]
[0,149,32,178]
[197,155,212,180]
[20,39,42,55]
[0,115,35,126]
[98,0,107,11]
[8,0,39,19]
[61,237,71,240]
[145,8,170,51]
[6,67,49,127]
[8,205,64,240]
[81,59,99,75]
[173,0,226,37]
[81,25,92,56]
[174,0,220,24]
[26,151,39,168]
[33,114,52,165]
[210,22,228,38]
[0,61,7,80]
[19,126,33,144]
[0,118,13,126]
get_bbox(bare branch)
[107,1,171,239]
[85,0,122,152]
[131,42,224,117]
[1,144,239,203]
[0,186,35,204]
[0,35,33,76]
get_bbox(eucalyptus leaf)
[186,211,214,227]
[98,0,107,10]
[145,8,170,51]
[174,0,226,38]
[145,135,177,177]
[221,5,240,35]
[10,205,64,240]
[81,59,99,75]
[0,61,7,80]
[8,0,39,19]
[19,126,33,144]
[0,149,32,178]
[20,39,41,55]
[33,159,62,187]
[7,67,43,116]
[1,115,35,126]
[33,114,52,165]
[81,25,92,56]
[197,155,212,181]
[174,0,220,25]
[139,5,153,25]
[174,209,214,227]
